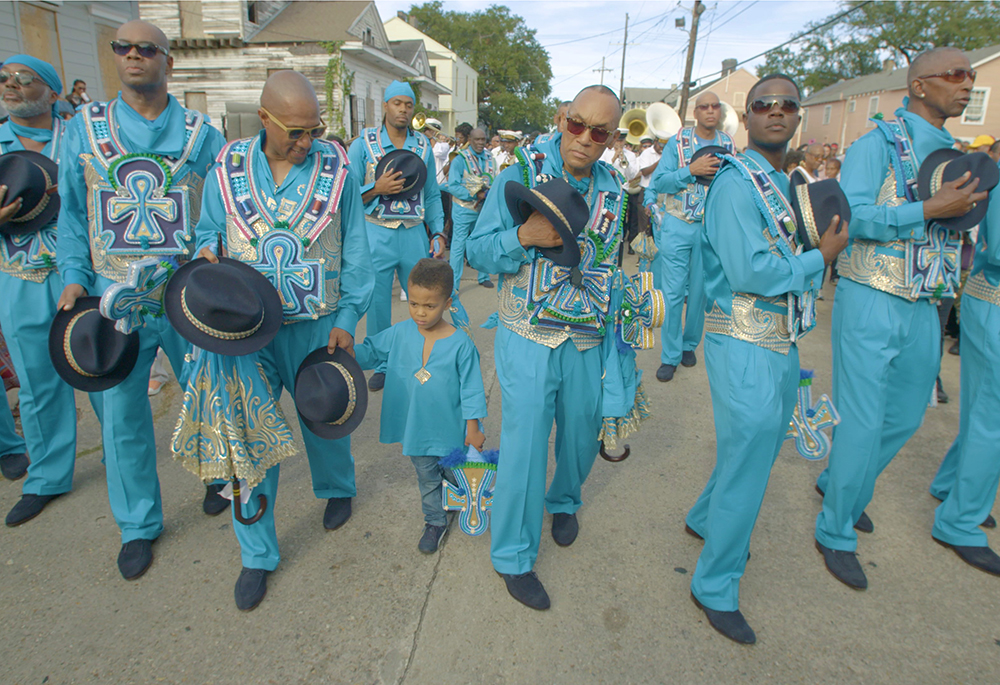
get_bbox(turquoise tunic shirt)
[56,94,225,291]
[703,148,825,314]
[971,168,1000,287]
[355,319,487,457]
[346,126,445,234]
[193,132,374,337]
[448,148,492,203]
[644,131,725,207]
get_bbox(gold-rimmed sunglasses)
[260,106,326,140]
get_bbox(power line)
[540,8,673,48]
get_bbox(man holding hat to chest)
[0,54,100,525]
[468,85,626,610]
[348,80,445,392]
[814,47,991,591]
[56,20,226,580]
[194,70,373,610]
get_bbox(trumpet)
[412,112,426,131]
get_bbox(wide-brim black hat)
[0,150,60,235]
[294,346,368,440]
[374,148,427,200]
[505,178,589,268]
[689,145,729,186]
[789,175,851,251]
[164,257,283,356]
[917,149,999,231]
[49,297,139,392]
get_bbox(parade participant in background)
[65,79,90,108]
[355,259,486,554]
[348,80,445,393]
[488,133,500,151]
[56,20,227,579]
[636,135,662,264]
[448,128,495,290]
[468,85,625,610]
[644,91,735,382]
[687,74,848,644]
[990,139,1000,164]
[195,70,373,610]
[600,131,640,249]
[825,157,841,181]
[783,150,803,175]
[492,130,520,170]
[790,143,823,185]
[0,54,102,525]
[815,47,988,591]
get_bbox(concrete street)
[2,265,998,685]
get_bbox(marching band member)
[448,128,496,291]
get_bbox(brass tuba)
[411,112,426,131]
[619,108,647,146]
[646,103,682,141]
[720,101,740,137]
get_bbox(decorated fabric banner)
[172,349,297,488]
[785,369,840,460]
[440,445,498,536]
[99,256,177,334]
[630,232,657,272]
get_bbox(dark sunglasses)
[0,71,39,87]
[260,106,326,140]
[695,102,722,111]
[565,116,613,144]
[918,68,977,84]
[110,40,169,58]
[747,97,801,115]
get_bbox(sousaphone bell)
[412,112,426,131]
[720,101,740,137]
[646,103,682,141]
[619,108,647,146]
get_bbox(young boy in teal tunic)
[355,259,487,553]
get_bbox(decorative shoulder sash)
[718,152,816,340]
[674,128,735,222]
[872,118,919,202]
[363,126,428,223]
[217,137,349,321]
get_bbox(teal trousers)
[653,214,705,366]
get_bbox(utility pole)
[678,1,705,124]
[618,13,629,103]
[593,56,613,85]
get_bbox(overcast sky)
[377,0,842,100]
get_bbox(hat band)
[180,286,264,341]
[324,362,356,425]
[530,189,574,237]
[795,183,820,248]
[11,167,55,224]
[930,162,948,199]
[63,311,100,378]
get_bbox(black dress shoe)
[234,567,269,611]
[936,377,948,404]
[551,512,579,546]
[929,494,995,528]
[324,497,352,530]
[681,350,697,368]
[815,540,867,589]
[5,493,59,526]
[949,340,960,356]
[118,539,155,580]
[202,483,231,516]
[656,364,676,382]
[498,571,550,610]
[479,279,495,289]
[684,524,704,540]
[0,452,29,480]
[933,538,1000,576]
[368,372,385,391]
[691,593,756,645]
[814,484,874,533]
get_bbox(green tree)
[407,1,555,132]
[758,1,1000,94]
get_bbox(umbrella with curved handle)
[600,442,630,462]
[231,476,267,525]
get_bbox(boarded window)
[185,92,208,114]
[801,108,809,131]
[95,23,121,101]
[18,4,65,89]
[866,96,879,127]
[179,1,205,39]
[823,105,832,125]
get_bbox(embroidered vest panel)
[963,271,1000,308]
[0,120,63,282]
[82,101,208,283]
[497,151,626,350]
[454,149,496,212]
[217,137,349,323]
[665,129,735,224]
[362,127,428,229]
[839,120,961,302]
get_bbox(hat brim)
[48,297,140,392]
[294,346,369,440]
[789,175,851,252]
[504,182,584,268]
[0,150,61,236]
[374,148,428,200]
[689,145,729,186]
[917,148,992,231]
[164,257,284,355]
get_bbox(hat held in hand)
[0,150,60,235]
[505,178,590,268]
[49,297,139,391]
[789,175,851,251]
[294,347,368,440]
[917,149,999,231]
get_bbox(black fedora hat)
[689,145,730,186]
[374,148,428,199]
[49,297,139,392]
[917,149,999,231]
[294,347,368,440]
[0,150,60,235]
[789,175,851,251]
[505,178,590,268]
[164,257,283,356]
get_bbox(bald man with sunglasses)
[814,47,991,591]
[56,20,226,581]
